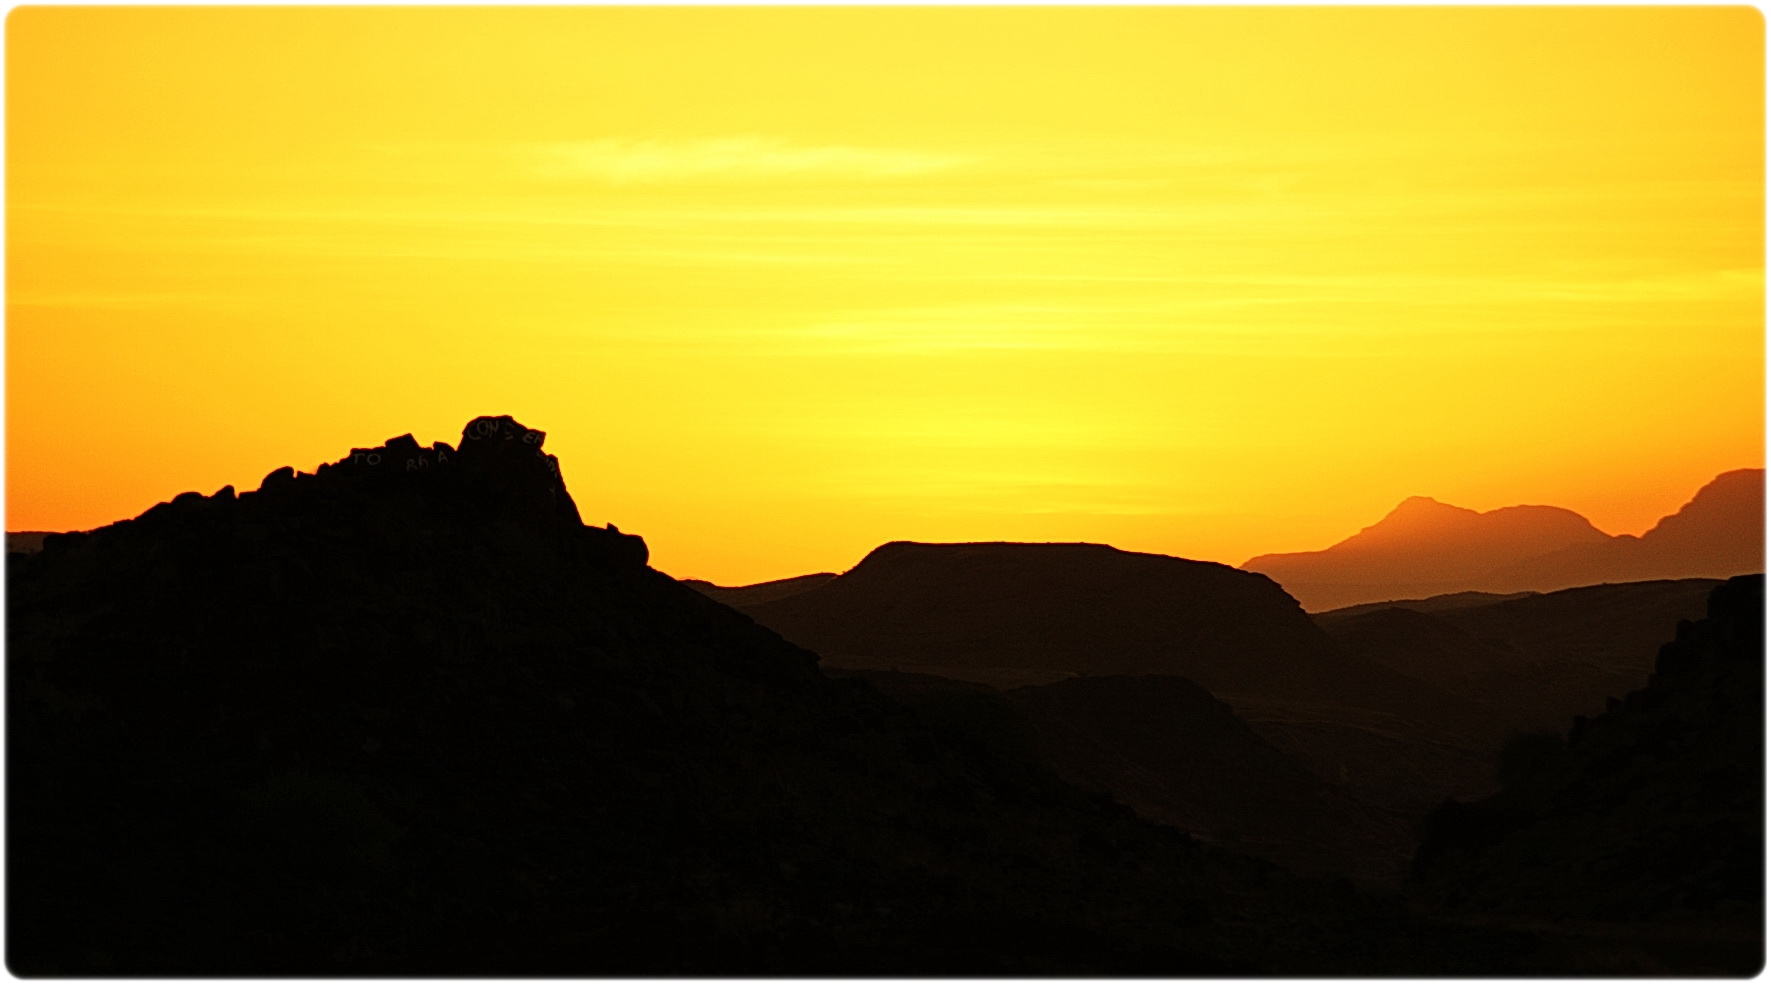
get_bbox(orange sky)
[7,6,1764,585]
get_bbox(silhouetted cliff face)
[10,418,1518,976]
[1242,471,1765,611]
[1410,575,1764,972]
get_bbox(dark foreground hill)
[1243,470,1764,611]
[11,417,1537,976]
[1409,575,1765,975]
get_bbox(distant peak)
[1370,496,1478,528]
[1389,495,1459,515]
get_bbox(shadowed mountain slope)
[739,541,1509,833]
[11,417,1538,976]
[826,669,1411,887]
[1316,579,1721,735]
[683,572,837,608]
[1324,590,1538,618]
[1003,675,1412,886]
[1243,471,1763,611]
[742,541,1489,731]
[1408,575,1764,974]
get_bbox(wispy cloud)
[530,136,970,184]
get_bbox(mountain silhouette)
[1243,470,1764,611]
[11,416,1533,976]
[741,541,1481,720]
[1408,575,1764,974]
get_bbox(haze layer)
[8,7,1762,583]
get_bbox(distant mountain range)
[1242,469,1763,611]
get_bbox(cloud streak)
[531,136,970,184]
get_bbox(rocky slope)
[1408,575,1764,974]
[10,416,1526,976]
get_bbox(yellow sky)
[7,6,1764,584]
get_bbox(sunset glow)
[8,6,1763,585]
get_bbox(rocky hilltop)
[10,416,1524,976]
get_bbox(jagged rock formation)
[1409,575,1764,974]
[9,416,1526,976]
[1243,470,1764,611]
